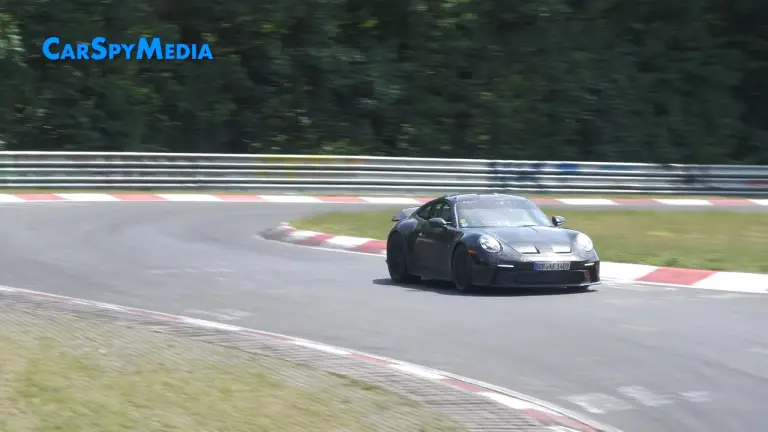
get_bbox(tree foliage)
[1,0,767,162]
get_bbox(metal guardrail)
[0,151,766,195]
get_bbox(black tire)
[387,233,421,284]
[451,244,475,293]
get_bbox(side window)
[428,202,442,219]
[416,204,433,220]
[430,201,455,225]
[439,202,455,225]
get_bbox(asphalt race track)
[1,201,767,432]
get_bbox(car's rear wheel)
[387,233,421,284]
[451,244,475,293]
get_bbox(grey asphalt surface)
[0,202,767,432]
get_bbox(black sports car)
[386,193,600,292]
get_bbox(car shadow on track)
[371,278,597,297]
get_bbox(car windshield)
[456,199,552,228]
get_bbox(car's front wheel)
[451,244,476,293]
[387,233,421,284]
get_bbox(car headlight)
[479,235,501,253]
[575,233,594,252]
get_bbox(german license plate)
[534,262,571,271]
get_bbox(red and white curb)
[0,192,764,206]
[0,284,620,432]
[262,223,768,294]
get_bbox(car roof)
[441,193,531,204]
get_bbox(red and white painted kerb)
[263,223,768,294]
[0,284,618,432]
[0,192,766,206]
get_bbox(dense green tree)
[1,0,766,162]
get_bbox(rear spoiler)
[391,206,419,222]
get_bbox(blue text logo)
[42,37,214,61]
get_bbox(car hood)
[473,226,576,254]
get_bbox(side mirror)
[428,217,447,228]
[552,215,566,226]
[392,215,402,222]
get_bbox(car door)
[420,200,459,278]
[410,202,435,274]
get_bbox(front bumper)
[469,252,600,288]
